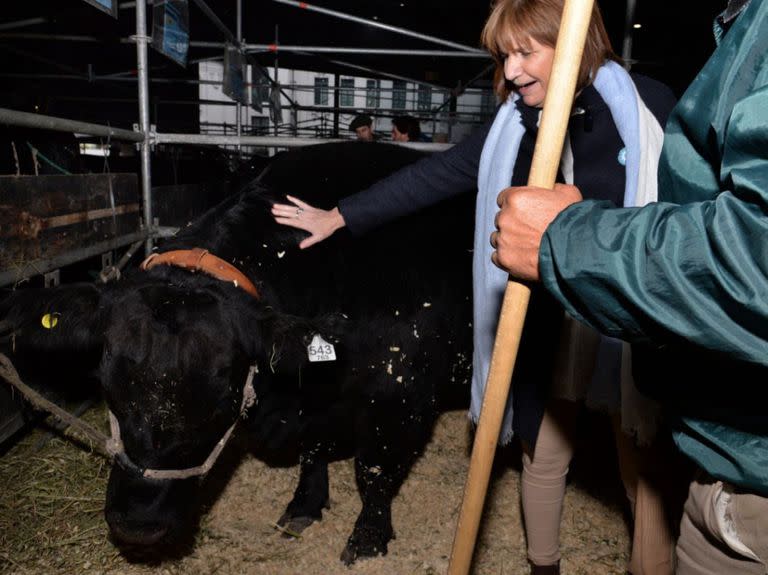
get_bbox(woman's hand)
[271,195,347,249]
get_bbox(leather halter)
[140,247,259,298]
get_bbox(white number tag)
[307,334,337,362]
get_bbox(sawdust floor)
[0,408,631,575]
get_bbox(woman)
[273,1,679,573]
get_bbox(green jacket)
[540,0,768,494]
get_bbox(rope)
[25,142,72,175]
[0,352,111,457]
[0,351,258,480]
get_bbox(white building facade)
[199,61,496,146]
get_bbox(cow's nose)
[108,520,169,546]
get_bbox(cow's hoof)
[276,513,316,537]
[339,532,392,565]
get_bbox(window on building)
[340,78,355,107]
[314,77,329,106]
[417,84,432,111]
[366,79,380,109]
[392,80,407,110]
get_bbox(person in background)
[349,114,375,141]
[490,1,768,574]
[391,114,425,142]
[273,1,680,573]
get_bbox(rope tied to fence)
[0,351,111,456]
[0,351,258,480]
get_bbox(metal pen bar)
[236,0,242,153]
[97,76,218,85]
[52,95,245,108]
[274,24,280,136]
[157,133,343,146]
[44,96,489,125]
[190,0,238,45]
[0,18,47,32]
[0,107,143,142]
[0,34,487,59]
[0,32,103,42]
[242,44,490,58]
[0,73,221,86]
[271,0,485,54]
[0,230,149,288]
[154,132,453,151]
[134,0,154,254]
[0,73,90,81]
[622,0,637,69]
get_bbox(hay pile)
[0,406,117,574]
[0,407,631,575]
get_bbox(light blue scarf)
[470,61,664,443]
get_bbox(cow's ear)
[240,309,344,375]
[0,283,108,355]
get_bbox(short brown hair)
[481,0,621,101]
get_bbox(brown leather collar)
[140,247,259,298]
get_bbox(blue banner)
[152,0,189,67]
[82,0,118,18]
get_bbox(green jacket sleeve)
[539,6,768,367]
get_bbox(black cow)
[0,142,473,564]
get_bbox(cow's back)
[258,142,429,209]
[254,142,475,322]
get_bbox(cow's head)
[1,275,329,553]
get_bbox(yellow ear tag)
[41,313,59,329]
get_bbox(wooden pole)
[447,0,595,573]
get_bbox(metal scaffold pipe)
[190,0,238,45]
[154,133,454,152]
[134,0,154,254]
[243,44,490,58]
[0,107,143,142]
[622,0,637,68]
[271,0,485,54]
[236,0,243,152]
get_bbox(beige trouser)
[676,472,768,575]
[521,400,676,574]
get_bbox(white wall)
[198,62,494,145]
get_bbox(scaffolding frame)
[0,0,641,274]
[0,0,493,246]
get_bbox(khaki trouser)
[522,400,675,574]
[676,472,768,575]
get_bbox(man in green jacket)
[490,1,768,573]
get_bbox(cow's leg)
[277,454,330,535]
[341,392,436,564]
[276,371,343,536]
